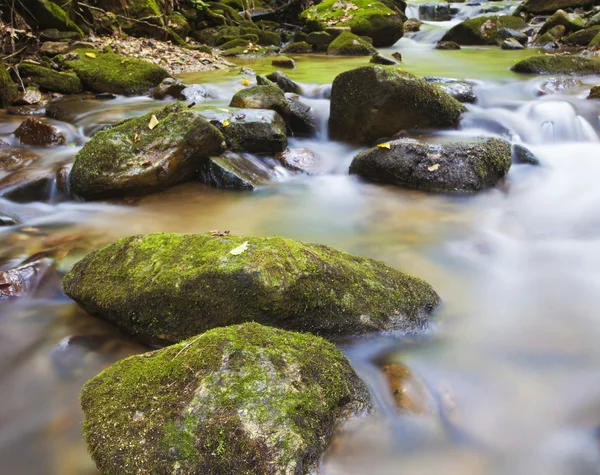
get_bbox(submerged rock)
[423,77,476,103]
[513,143,540,165]
[63,233,440,342]
[435,41,461,50]
[276,148,321,174]
[0,147,40,172]
[327,32,377,56]
[13,118,66,146]
[511,55,600,75]
[349,138,511,193]
[63,49,169,96]
[80,323,371,475]
[537,77,583,95]
[329,66,465,144]
[441,15,527,45]
[301,0,404,47]
[18,63,83,95]
[197,107,288,153]
[198,152,272,190]
[69,103,225,199]
[501,38,525,50]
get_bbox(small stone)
[40,41,70,56]
[14,87,44,106]
[13,118,66,146]
[276,148,321,174]
[436,41,461,50]
[370,53,399,65]
[153,77,186,99]
[271,56,296,69]
[501,37,524,50]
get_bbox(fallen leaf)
[218,108,230,112]
[134,133,140,143]
[148,115,159,130]
[229,241,248,255]
[241,78,251,86]
[377,143,391,149]
[85,52,96,59]
[428,164,440,171]
[222,118,230,127]
[397,67,402,72]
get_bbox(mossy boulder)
[301,0,404,47]
[424,77,476,103]
[80,322,371,475]
[327,32,377,55]
[69,103,226,199]
[587,85,600,99]
[0,60,18,108]
[197,107,288,153]
[538,10,584,35]
[62,233,440,342]
[281,41,313,54]
[329,66,465,145]
[564,26,600,45]
[349,138,512,193]
[521,0,594,14]
[18,63,82,94]
[511,55,600,75]
[230,85,290,120]
[266,71,302,94]
[440,15,527,45]
[16,0,84,36]
[63,49,169,96]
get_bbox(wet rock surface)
[13,119,66,147]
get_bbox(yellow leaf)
[397,67,402,72]
[377,143,391,149]
[85,52,96,59]
[242,78,250,86]
[428,164,440,171]
[134,133,140,143]
[222,118,230,127]
[148,115,159,130]
[229,241,248,255]
[218,108,230,112]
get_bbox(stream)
[3,1,600,474]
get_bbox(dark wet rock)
[404,19,423,32]
[307,31,334,48]
[266,71,302,94]
[69,103,225,199]
[271,56,296,69]
[418,3,454,21]
[435,41,461,50]
[501,38,525,50]
[370,53,400,65]
[537,77,583,95]
[564,25,600,45]
[522,0,593,15]
[62,49,169,96]
[588,85,600,99]
[301,0,404,47]
[511,55,600,75]
[0,60,18,108]
[39,41,70,56]
[392,52,403,62]
[0,258,53,300]
[497,27,529,44]
[424,77,476,103]
[0,148,40,173]
[281,41,313,54]
[55,164,72,193]
[63,233,440,342]
[13,119,66,147]
[441,15,527,45]
[329,66,465,145]
[349,137,512,193]
[198,151,272,190]
[95,92,117,100]
[512,143,540,165]
[180,84,214,102]
[327,32,377,56]
[7,104,47,116]
[152,77,186,99]
[0,214,18,226]
[80,323,371,475]
[286,95,317,137]
[14,87,44,106]
[0,168,55,202]
[276,148,321,174]
[18,63,83,94]
[198,107,287,154]
[39,29,82,42]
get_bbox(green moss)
[81,323,370,474]
[511,55,600,76]
[229,85,290,120]
[300,0,404,47]
[327,31,377,56]
[18,63,82,94]
[523,0,592,15]
[63,49,169,95]
[564,26,600,45]
[538,9,584,35]
[281,41,313,54]
[63,233,440,342]
[0,60,18,108]
[257,30,281,46]
[441,15,527,45]
[220,38,251,50]
[37,0,84,36]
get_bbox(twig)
[3,45,27,60]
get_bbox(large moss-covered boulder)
[229,85,291,121]
[18,63,82,94]
[15,0,84,36]
[69,103,225,199]
[440,15,527,45]
[564,26,600,46]
[80,323,371,475]
[327,32,377,55]
[63,49,169,96]
[521,0,593,14]
[538,10,584,36]
[329,66,465,145]
[301,0,404,47]
[197,107,288,153]
[62,233,440,342]
[511,55,600,75]
[349,138,512,193]
[0,60,18,108]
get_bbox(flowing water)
[3,2,600,474]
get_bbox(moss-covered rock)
[167,11,190,37]
[329,66,465,145]
[281,41,313,54]
[63,49,169,96]
[538,10,584,35]
[327,31,377,55]
[16,0,84,36]
[0,60,18,109]
[564,26,600,45]
[301,0,404,47]
[198,152,272,190]
[197,107,288,153]
[424,76,476,103]
[17,63,82,94]
[511,55,600,75]
[220,38,251,50]
[589,30,600,48]
[230,85,291,121]
[266,71,302,94]
[440,15,527,45]
[533,25,566,46]
[349,138,512,193]
[63,233,439,342]
[69,103,225,199]
[80,322,371,475]
[521,0,593,14]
